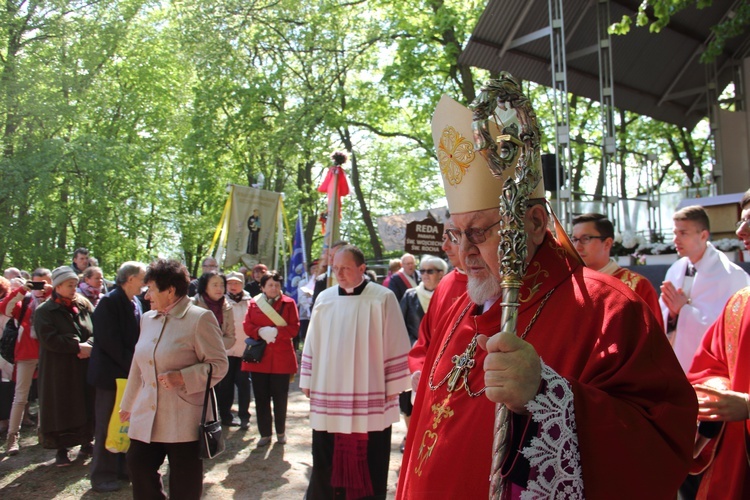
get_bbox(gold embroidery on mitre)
[438,126,475,186]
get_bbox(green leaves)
[0,0,718,272]
[608,1,748,61]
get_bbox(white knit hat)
[431,95,545,215]
[226,271,245,284]
[51,266,79,288]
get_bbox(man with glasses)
[398,91,696,498]
[659,205,749,373]
[187,256,219,297]
[572,213,662,329]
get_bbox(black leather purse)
[198,365,225,459]
[242,337,267,363]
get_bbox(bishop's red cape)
[397,231,697,499]
[610,266,664,331]
[687,287,750,499]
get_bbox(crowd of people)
[2,79,750,500]
[1,208,749,498]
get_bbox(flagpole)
[326,164,340,288]
[298,209,307,280]
[209,185,233,268]
[275,197,284,272]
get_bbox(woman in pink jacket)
[241,271,299,446]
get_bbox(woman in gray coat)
[120,259,228,500]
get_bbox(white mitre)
[431,95,545,215]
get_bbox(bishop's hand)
[477,331,541,414]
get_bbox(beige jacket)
[225,291,252,358]
[121,295,228,443]
[191,294,236,350]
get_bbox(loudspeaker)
[541,153,562,192]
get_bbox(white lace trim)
[520,360,583,499]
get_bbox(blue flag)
[285,212,307,301]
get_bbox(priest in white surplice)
[301,244,411,499]
[660,205,750,372]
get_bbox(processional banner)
[212,184,283,269]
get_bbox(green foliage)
[608,1,749,62]
[0,0,715,275]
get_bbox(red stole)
[687,287,750,499]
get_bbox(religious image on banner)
[247,208,262,255]
[224,185,282,268]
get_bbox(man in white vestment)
[660,205,750,372]
[300,245,411,499]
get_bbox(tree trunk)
[339,126,383,259]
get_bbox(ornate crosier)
[470,72,543,500]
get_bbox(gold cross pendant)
[446,337,478,392]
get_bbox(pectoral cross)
[446,336,478,392]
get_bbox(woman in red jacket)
[2,268,52,455]
[241,271,299,447]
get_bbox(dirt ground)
[0,378,407,499]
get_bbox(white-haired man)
[397,85,696,498]
[388,253,420,303]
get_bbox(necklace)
[428,288,555,397]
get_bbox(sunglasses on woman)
[419,269,441,275]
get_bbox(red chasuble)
[687,287,750,500]
[397,232,697,499]
[408,269,468,373]
[611,266,664,331]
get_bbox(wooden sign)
[404,218,444,256]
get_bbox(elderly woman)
[192,271,235,352]
[120,259,228,500]
[398,255,447,451]
[77,266,104,307]
[34,266,95,466]
[241,271,299,446]
[192,271,237,426]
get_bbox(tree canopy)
[0,0,725,275]
[609,0,750,62]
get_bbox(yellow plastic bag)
[105,378,130,453]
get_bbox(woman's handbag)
[105,378,130,453]
[242,337,267,363]
[0,296,30,364]
[199,365,225,459]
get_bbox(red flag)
[317,165,350,217]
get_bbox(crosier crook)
[470,73,543,500]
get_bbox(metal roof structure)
[459,0,750,130]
